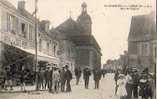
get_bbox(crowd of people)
[0,64,156,99]
[114,67,156,99]
[0,64,104,93]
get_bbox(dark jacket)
[65,69,72,81]
[74,68,82,77]
[83,69,91,80]
[93,69,102,81]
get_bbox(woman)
[117,74,127,99]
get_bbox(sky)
[9,0,155,64]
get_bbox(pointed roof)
[128,12,156,41]
[49,27,66,40]
[55,18,84,37]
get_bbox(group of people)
[114,68,155,99]
[36,64,72,93]
[0,65,34,91]
[74,67,103,89]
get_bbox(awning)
[15,46,60,65]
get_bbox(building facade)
[128,12,156,72]
[56,2,101,69]
[0,0,59,70]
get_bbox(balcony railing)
[1,31,35,50]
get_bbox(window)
[54,43,57,56]
[7,14,16,33]
[29,25,34,40]
[21,23,27,38]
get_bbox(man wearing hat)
[83,66,91,89]
[60,66,66,92]
[131,67,140,99]
[64,65,72,92]
[52,65,60,93]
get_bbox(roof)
[0,0,16,10]
[70,35,101,54]
[128,12,156,42]
[55,17,84,37]
[49,28,66,40]
[17,8,35,22]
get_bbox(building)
[128,12,156,72]
[50,28,76,72]
[0,0,60,71]
[55,2,102,69]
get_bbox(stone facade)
[128,12,156,72]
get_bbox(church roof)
[70,35,101,54]
[55,18,84,37]
[128,13,156,42]
[49,27,66,40]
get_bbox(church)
[55,2,102,69]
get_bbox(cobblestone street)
[0,74,117,99]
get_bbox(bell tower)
[77,2,92,35]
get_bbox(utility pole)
[155,47,156,99]
[34,0,38,91]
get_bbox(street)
[0,73,117,99]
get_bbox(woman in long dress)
[117,74,127,99]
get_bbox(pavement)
[0,73,117,99]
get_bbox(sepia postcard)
[0,0,156,99]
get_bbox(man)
[83,67,91,89]
[60,66,66,92]
[74,67,82,85]
[40,69,45,90]
[47,67,53,92]
[44,67,49,89]
[19,66,28,92]
[93,68,102,89]
[52,66,60,93]
[5,66,13,91]
[64,65,72,92]
[132,68,140,99]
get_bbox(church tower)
[77,2,92,35]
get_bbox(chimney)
[18,1,25,10]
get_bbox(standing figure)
[60,66,66,92]
[117,74,127,99]
[5,66,13,91]
[125,71,133,99]
[64,65,72,92]
[132,69,140,99]
[48,67,53,92]
[44,67,49,89]
[19,66,28,92]
[83,67,91,89]
[139,68,153,99]
[52,66,60,93]
[114,69,120,95]
[74,67,82,85]
[40,69,45,90]
[93,68,102,89]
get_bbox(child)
[117,74,127,99]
